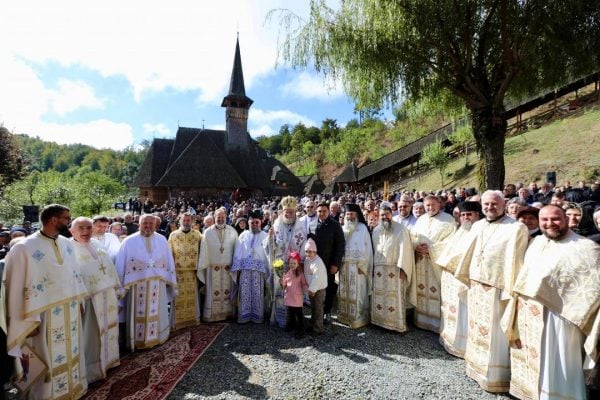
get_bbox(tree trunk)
[471,106,507,191]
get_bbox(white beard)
[282,216,295,225]
[461,221,473,231]
[343,219,358,234]
[381,220,391,231]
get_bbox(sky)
[0,0,391,151]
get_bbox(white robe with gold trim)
[72,238,121,383]
[197,225,237,322]
[502,231,600,400]
[454,216,528,393]
[371,221,414,332]
[436,225,473,358]
[409,212,456,332]
[338,223,373,329]
[5,232,88,399]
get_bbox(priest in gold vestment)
[410,195,456,332]
[436,201,481,358]
[197,207,237,322]
[371,204,414,332]
[71,217,121,383]
[168,213,202,329]
[5,204,89,399]
[501,205,600,400]
[454,190,529,393]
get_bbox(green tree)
[0,127,25,189]
[449,122,475,167]
[272,0,600,190]
[320,118,340,141]
[72,172,126,216]
[421,139,450,187]
[279,124,292,153]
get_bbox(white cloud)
[49,79,105,116]
[1,0,299,104]
[248,108,317,137]
[250,108,316,127]
[22,120,135,151]
[142,123,171,138]
[280,71,345,101]
[0,51,133,150]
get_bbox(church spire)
[222,37,253,151]
[221,37,253,108]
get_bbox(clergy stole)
[72,240,121,381]
[410,212,456,332]
[437,226,473,358]
[119,234,177,350]
[506,297,544,400]
[338,224,373,329]
[168,229,202,329]
[197,226,237,322]
[465,283,511,393]
[371,223,414,333]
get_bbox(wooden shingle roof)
[156,129,247,188]
[132,138,174,187]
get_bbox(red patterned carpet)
[84,323,226,400]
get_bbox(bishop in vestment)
[371,204,414,332]
[197,208,237,322]
[5,204,89,399]
[338,203,373,329]
[231,210,270,323]
[168,213,202,329]
[436,201,481,358]
[71,217,121,383]
[266,197,307,328]
[410,195,456,332]
[454,190,528,393]
[502,205,600,400]
[116,214,177,350]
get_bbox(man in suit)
[313,202,346,324]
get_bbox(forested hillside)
[256,98,466,181]
[16,135,148,186]
[0,129,148,223]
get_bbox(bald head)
[71,217,93,243]
[481,190,505,220]
[539,204,569,240]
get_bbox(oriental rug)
[84,323,227,400]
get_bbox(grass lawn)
[405,106,600,191]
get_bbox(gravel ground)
[169,312,511,400]
[3,312,511,400]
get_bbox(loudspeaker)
[546,171,556,185]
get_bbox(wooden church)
[133,39,303,204]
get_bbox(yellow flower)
[272,259,284,271]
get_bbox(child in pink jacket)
[281,252,308,338]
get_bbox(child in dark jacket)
[281,252,308,338]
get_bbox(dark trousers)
[310,289,326,333]
[286,306,304,334]
[1,328,13,398]
[324,273,338,314]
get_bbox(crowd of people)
[0,178,599,400]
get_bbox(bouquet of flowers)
[272,258,284,278]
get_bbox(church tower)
[221,37,253,151]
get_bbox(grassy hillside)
[403,105,600,191]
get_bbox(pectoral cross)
[99,263,107,275]
[220,246,224,254]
